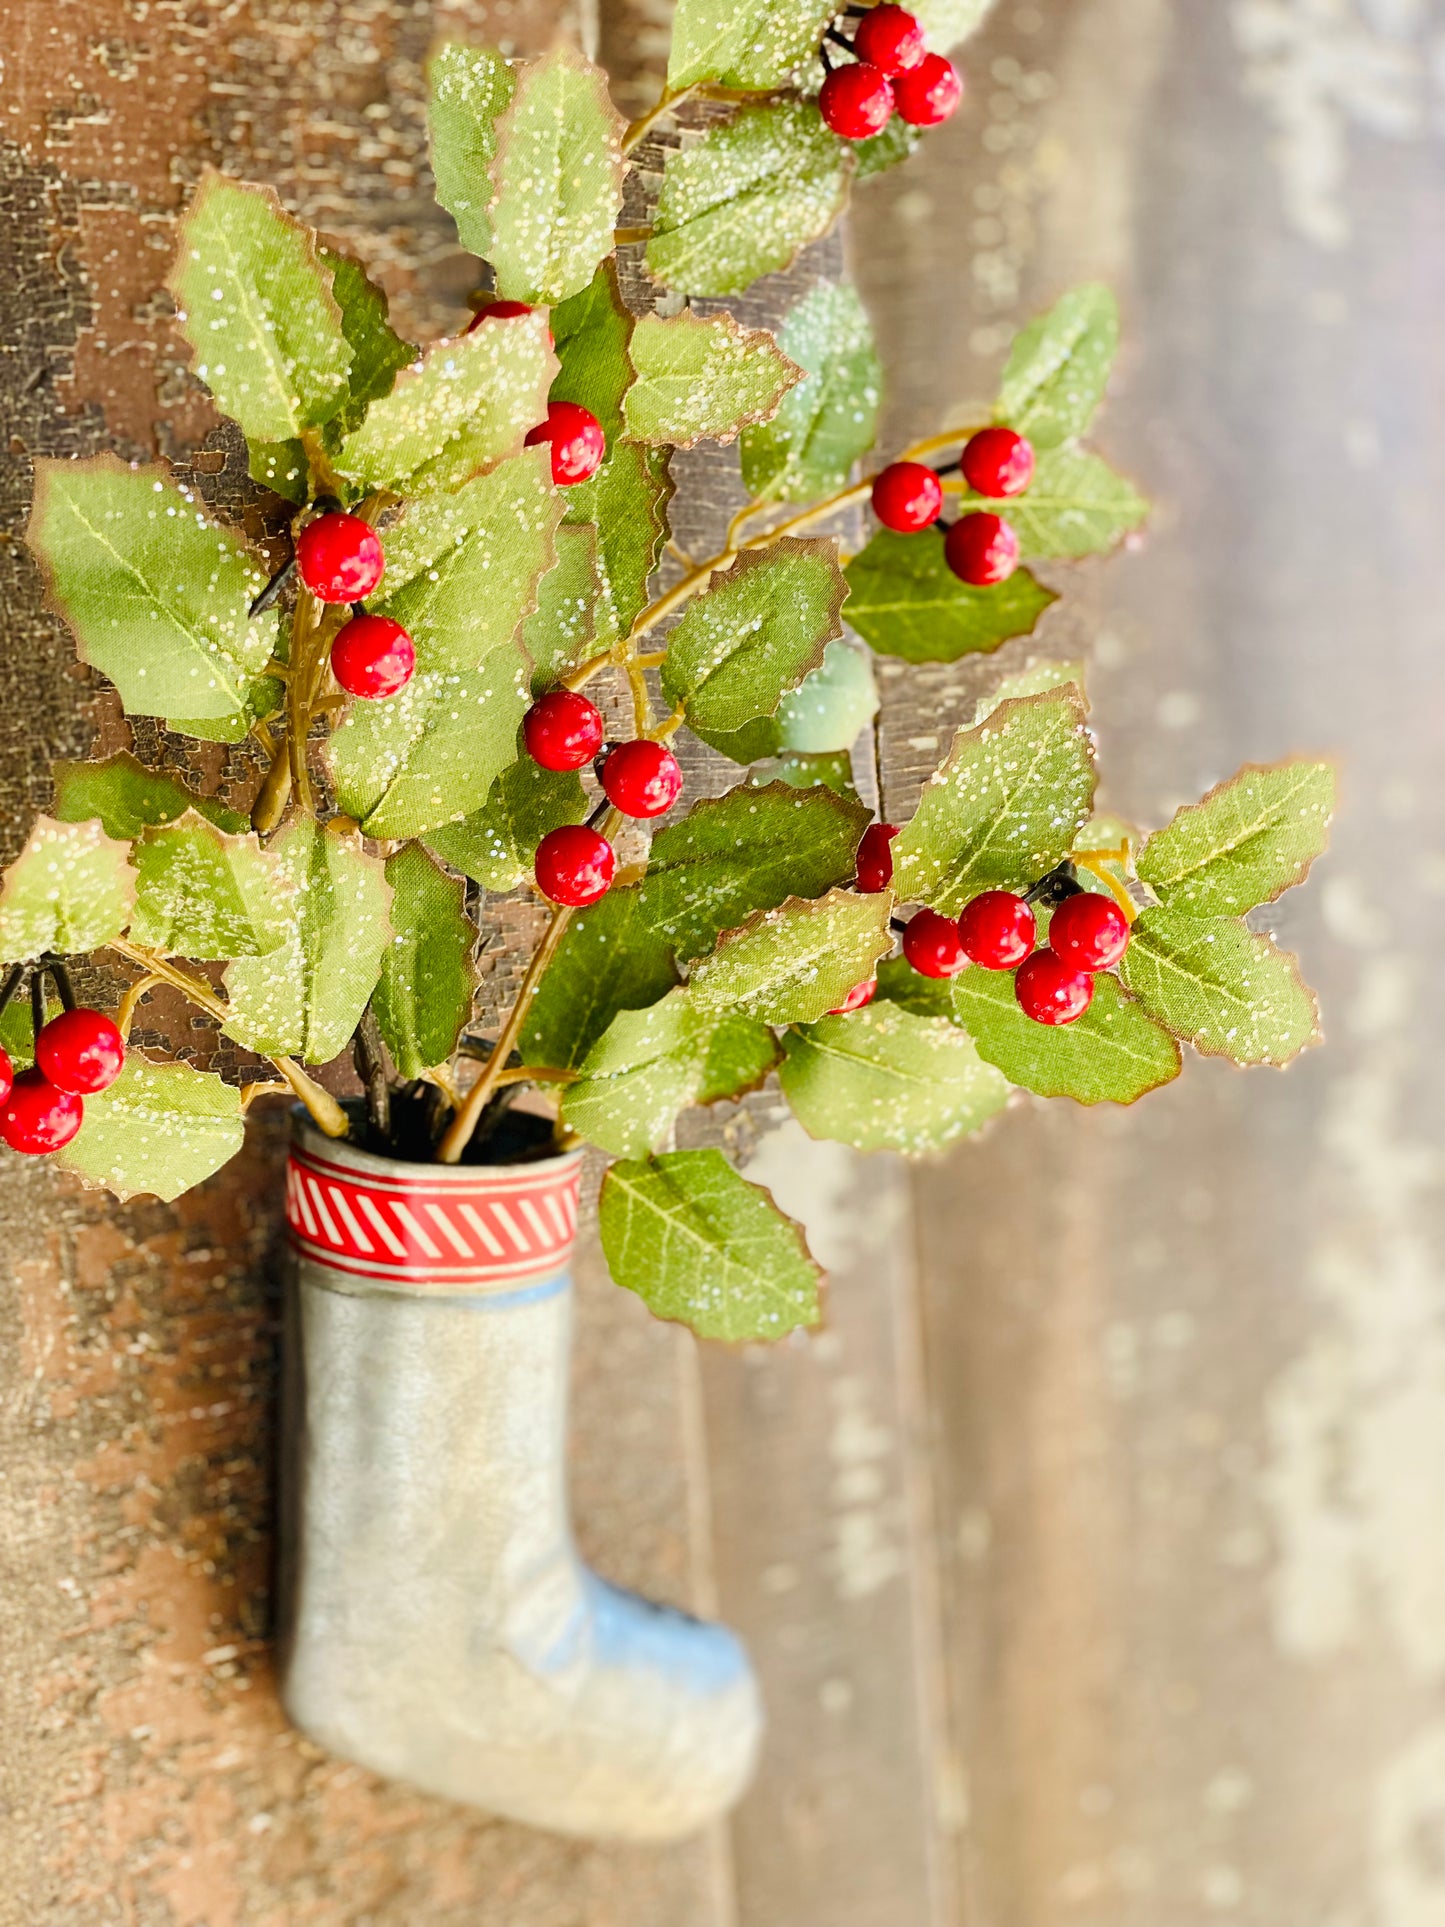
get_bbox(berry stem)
[109,938,348,1139]
[0,962,23,1023]
[47,959,77,1011]
[824,25,855,49]
[251,734,293,835]
[29,970,46,1038]
[351,1001,391,1141]
[621,83,698,154]
[249,554,295,620]
[1073,850,1138,923]
[115,970,163,1041]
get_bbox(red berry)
[957,890,1036,969]
[525,401,605,486]
[945,512,1020,586]
[0,1046,11,1108]
[871,462,943,534]
[534,825,616,907]
[295,512,384,603]
[36,1007,124,1095]
[855,822,899,892]
[893,51,962,125]
[829,976,878,1016]
[1048,892,1130,972]
[819,63,895,140]
[600,739,684,818]
[854,5,926,75]
[0,1067,83,1153]
[961,426,1035,499]
[1014,949,1094,1026]
[523,691,605,771]
[331,614,415,700]
[902,908,966,979]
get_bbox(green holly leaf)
[53,1057,244,1203]
[329,454,557,837]
[689,888,892,1025]
[1136,758,1336,917]
[748,750,859,798]
[223,821,391,1064]
[910,0,996,49]
[853,118,921,181]
[997,283,1120,450]
[969,446,1147,558]
[646,103,852,299]
[781,1002,1009,1153]
[54,753,248,839]
[27,457,279,726]
[638,779,868,963]
[373,846,478,1078]
[739,282,881,503]
[623,311,802,448]
[488,47,627,307]
[425,755,587,891]
[562,987,777,1158]
[550,259,635,448]
[773,639,877,752]
[667,0,837,88]
[128,814,293,959]
[427,43,518,259]
[844,526,1056,662]
[248,438,309,504]
[953,965,1180,1104]
[599,1148,821,1342]
[892,689,1095,913]
[167,171,352,443]
[332,312,553,496]
[660,539,846,749]
[521,885,679,1071]
[563,442,671,642]
[169,672,284,745]
[319,244,416,440]
[873,952,955,1018]
[972,656,1087,723]
[0,816,135,963]
[1118,907,1321,1067]
[523,526,603,691]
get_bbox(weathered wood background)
[2,1,1439,1922]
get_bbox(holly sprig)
[4,1,1332,1349]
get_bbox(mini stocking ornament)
[279,1122,761,1839]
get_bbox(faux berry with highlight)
[523,691,605,771]
[819,62,895,140]
[36,1007,124,1095]
[957,890,1036,970]
[526,401,606,486]
[871,462,943,533]
[1047,891,1131,972]
[534,825,616,907]
[600,739,684,819]
[902,908,967,979]
[945,512,1020,586]
[961,427,1036,499]
[331,615,415,700]
[295,512,384,604]
[1014,949,1094,1026]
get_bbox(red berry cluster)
[870,427,1036,586]
[0,984,125,1157]
[523,691,685,908]
[818,6,963,140]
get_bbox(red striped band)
[286,1143,581,1290]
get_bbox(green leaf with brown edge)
[0,816,136,963]
[843,526,1056,663]
[623,310,802,448]
[427,43,517,259]
[373,846,478,1078]
[319,243,416,440]
[523,525,603,692]
[646,103,852,300]
[952,964,1181,1103]
[996,282,1120,450]
[488,47,627,307]
[549,259,634,448]
[1117,907,1321,1067]
[1135,758,1336,917]
[167,171,352,443]
[781,1002,1010,1153]
[332,311,553,496]
[872,952,955,1019]
[599,1148,822,1342]
[661,539,846,746]
[53,1057,244,1203]
[972,655,1087,724]
[425,755,587,892]
[892,688,1096,914]
[740,282,881,504]
[563,441,671,642]
[521,885,678,1072]
[967,446,1147,558]
[26,456,279,726]
[128,814,294,959]
[637,779,868,964]
[853,117,921,181]
[248,439,309,504]
[688,888,893,1026]
[561,987,777,1158]
[667,0,837,88]
[223,820,391,1064]
[54,753,248,839]
[169,672,284,745]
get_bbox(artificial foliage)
[3,1,1334,1344]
